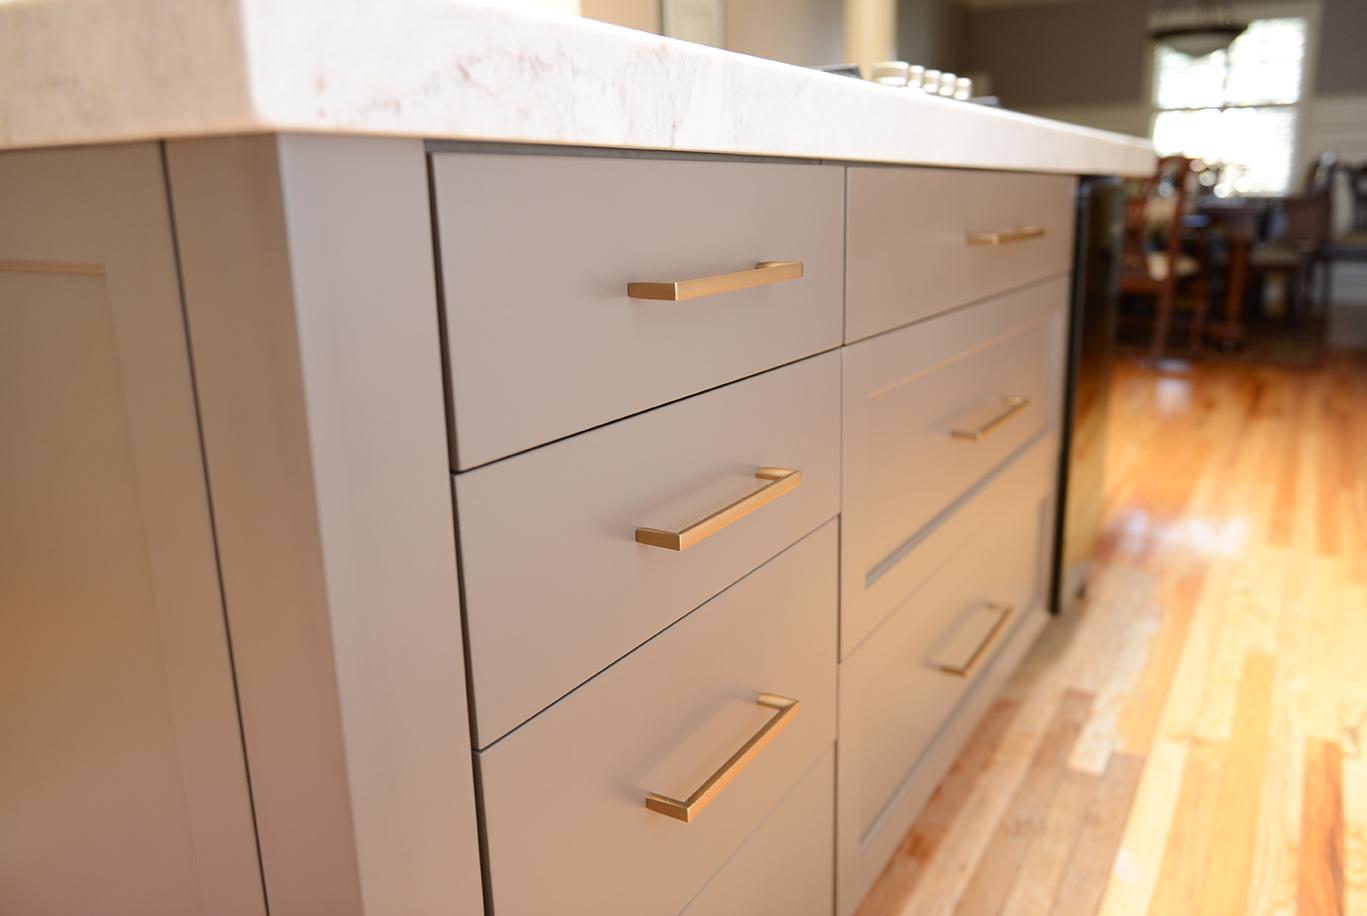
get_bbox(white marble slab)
[0,0,1154,174]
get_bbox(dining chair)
[1308,156,1367,329]
[1119,155,1212,358]
[1247,178,1332,334]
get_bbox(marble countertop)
[1,0,1154,175]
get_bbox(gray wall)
[727,0,845,66]
[963,0,1146,107]
[1317,0,1367,94]
[963,0,1367,111]
[581,0,660,33]
[897,0,964,72]
[583,0,845,67]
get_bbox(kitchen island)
[0,3,1153,914]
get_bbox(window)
[1151,17,1308,196]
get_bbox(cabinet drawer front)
[478,523,838,916]
[458,352,840,745]
[846,167,1075,342]
[683,746,834,916]
[837,445,1056,914]
[433,152,844,469]
[841,277,1067,655]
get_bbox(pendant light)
[1150,0,1246,57]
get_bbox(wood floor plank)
[1094,738,1187,916]
[1146,738,1226,916]
[1194,651,1278,916]
[999,766,1102,916]
[1247,635,1304,916]
[854,698,1022,916]
[1117,567,1204,755]
[1348,443,1367,586]
[1268,371,1304,547]
[1337,580,1367,916]
[1344,746,1367,916]
[911,608,1136,916]
[954,690,1094,915]
[854,356,1367,916]
[1066,565,1157,699]
[1049,752,1145,916]
[896,690,1078,916]
[1068,583,1158,773]
[1315,389,1343,558]
[1148,558,1237,748]
[1303,554,1345,744]
[1191,558,1280,743]
[1297,739,1345,915]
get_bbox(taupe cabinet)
[1,135,1074,916]
[2,137,484,916]
[1,143,265,916]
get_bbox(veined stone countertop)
[0,0,1154,174]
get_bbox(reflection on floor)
[856,353,1367,916]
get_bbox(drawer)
[432,151,844,469]
[841,277,1067,656]
[458,352,840,745]
[683,746,835,916]
[836,444,1056,915]
[846,167,1075,342]
[478,522,838,916]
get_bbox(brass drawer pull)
[635,467,801,551]
[645,693,800,823]
[965,226,1046,246]
[627,260,804,301]
[933,603,1015,678]
[950,396,1030,441]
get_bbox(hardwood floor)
[856,353,1367,916]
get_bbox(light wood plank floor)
[857,353,1367,916]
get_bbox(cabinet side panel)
[277,133,483,916]
[166,134,483,916]
[0,144,265,916]
[166,134,364,915]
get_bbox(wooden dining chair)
[1345,161,1367,233]
[1317,158,1367,327]
[1119,155,1212,358]
[1248,177,1332,334]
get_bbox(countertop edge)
[0,0,1156,176]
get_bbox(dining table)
[1184,196,1279,349]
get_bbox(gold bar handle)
[627,260,803,301]
[933,603,1015,678]
[645,693,799,823]
[965,226,1046,246]
[635,467,801,551]
[950,396,1030,441]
